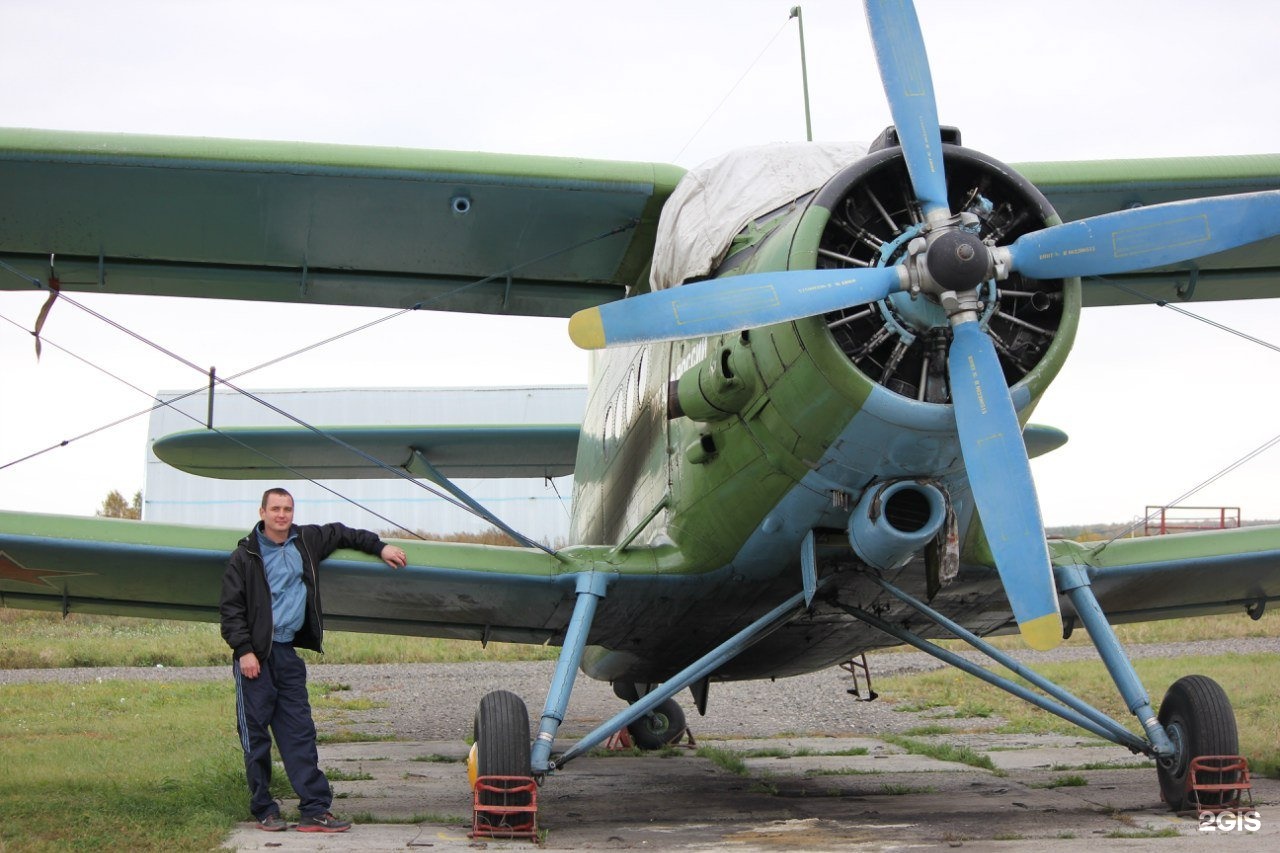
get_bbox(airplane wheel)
[627,697,686,750]
[473,690,532,818]
[1156,675,1238,811]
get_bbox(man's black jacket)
[220,521,388,661]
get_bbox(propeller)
[947,317,1062,650]
[997,190,1280,280]
[862,0,1055,650]
[568,266,906,349]
[864,0,948,221]
[566,0,1280,650]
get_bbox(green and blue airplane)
[3,0,1280,817]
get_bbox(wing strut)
[840,571,1173,756]
[407,450,564,559]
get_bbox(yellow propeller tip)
[568,308,606,350]
[1020,612,1064,651]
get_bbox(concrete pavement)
[223,732,1276,851]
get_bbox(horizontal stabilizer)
[152,424,579,480]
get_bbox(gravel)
[3,636,1274,741]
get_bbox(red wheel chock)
[1183,755,1253,814]
[470,775,538,840]
[604,727,633,750]
[604,725,697,751]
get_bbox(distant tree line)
[96,490,142,520]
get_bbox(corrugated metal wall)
[145,386,586,543]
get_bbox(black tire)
[626,697,687,750]
[1156,675,1239,811]
[473,690,532,817]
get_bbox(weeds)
[1031,774,1088,789]
[316,731,395,744]
[1105,826,1180,838]
[878,654,1279,778]
[696,746,748,775]
[324,767,374,782]
[882,735,998,771]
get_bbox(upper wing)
[151,424,580,479]
[1015,154,1280,306]
[0,127,684,317]
[6,129,1277,316]
[0,510,577,643]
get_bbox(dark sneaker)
[297,812,351,833]
[256,813,288,832]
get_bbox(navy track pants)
[234,643,331,819]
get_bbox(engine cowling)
[809,144,1079,404]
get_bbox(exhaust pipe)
[848,480,947,571]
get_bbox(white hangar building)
[144,386,586,543]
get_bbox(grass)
[882,735,1000,772]
[1031,774,1088,789]
[1105,826,1181,838]
[324,767,374,781]
[696,746,749,775]
[879,783,937,795]
[316,730,395,744]
[805,767,879,777]
[877,653,1280,777]
[0,608,559,668]
[2,605,1276,849]
[0,673,434,849]
[35,599,1271,669]
[881,608,1280,654]
[0,679,244,851]
[345,810,469,826]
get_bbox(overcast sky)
[2,0,1278,528]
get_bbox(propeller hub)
[925,229,991,292]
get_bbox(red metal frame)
[1183,755,1253,814]
[1144,506,1241,537]
[604,727,634,750]
[470,775,538,840]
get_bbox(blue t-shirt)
[256,529,306,643]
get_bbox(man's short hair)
[260,487,294,509]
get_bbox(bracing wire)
[671,19,792,164]
[1091,277,1280,549]
[0,308,474,538]
[0,219,636,554]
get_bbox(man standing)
[220,487,408,832]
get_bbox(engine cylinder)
[810,144,1077,405]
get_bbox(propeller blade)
[948,319,1062,650]
[1006,190,1280,280]
[865,0,949,219]
[568,266,905,350]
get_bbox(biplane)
[2,0,1280,819]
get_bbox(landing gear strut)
[840,569,1247,813]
